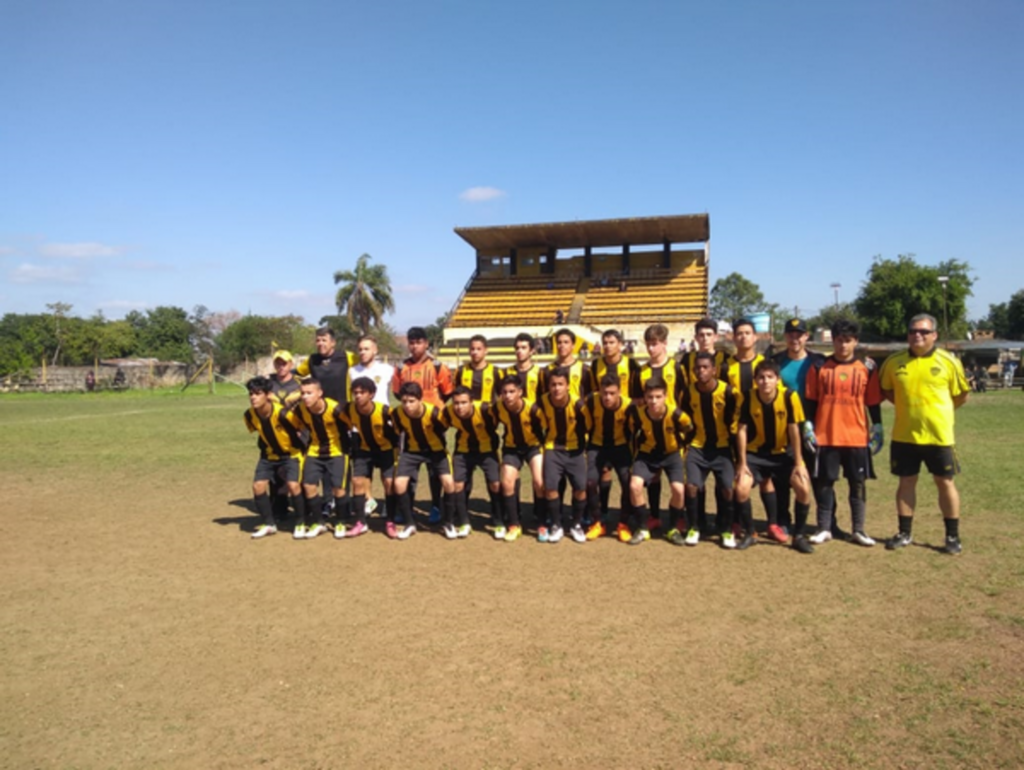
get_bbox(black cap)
[407,326,427,341]
[785,318,808,333]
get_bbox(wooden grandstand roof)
[454,214,710,252]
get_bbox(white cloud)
[9,262,83,284]
[271,289,312,300]
[39,241,121,259]
[459,186,507,203]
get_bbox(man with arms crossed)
[880,313,969,554]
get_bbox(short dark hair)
[300,377,322,389]
[694,351,715,366]
[554,328,575,343]
[695,318,717,334]
[316,326,336,340]
[469,334,487,346]
[351,376,377,394]
[407,326,427,341]
[643,378,667,393]
[398,381,422,399]
[599,374,621,390]
[733,317,755,334]
[548,366,570,383]
[515,332,535,346]
[644,323,668,343]
[247,376,272,395]
[452,385,473,399]
[602,329,623,342]
[754,359,781,378]
[831,318,861,340]
[499,374,523,391]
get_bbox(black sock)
[685,495,699,533]
[944,518,959,538]
[599,480,612,517]
[739,499,752,533]
[794,502,810,537]
[571,497,587,527]
[254,493,274,526]
[503,493,519,528]
[307,494,323,526]
[443,491,456,526]
[456,490,470,527]
[489,489,501,526]
[352,494,366,525]
[289,494,306,524]
[763,491,778,527]
[649,479,662,525]
[398,491,413,526]
[634,504,650,532]
[333,495,350,523]
[669,504,685,533]
[386,494,399,525]
[899,515,913,536]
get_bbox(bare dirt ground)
[2,392,1022,769]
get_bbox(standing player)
[268,350,302,407]
[681,352,740,547]
[547,328,592,401]
[244,376,307,539]
[444,386,506,539]
[581,374,634,540]
[880,313,969,554]
[734,360,814,553]
[724,318,764,396]
[350,334,395,406]
[493,375,546,540]
[454,334,501,402]
[505,332,544,402]
[625,379,693,545]
[590,329,640,396]
[341,377,400,538]
[538,368,590,543]
[680,318,730,389]
[295,327,357,407]
[392,382,456,540]
[804,319,884,546]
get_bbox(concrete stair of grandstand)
[579,267,708,324]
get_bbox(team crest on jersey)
[931,367,942,376]
[839,372,849,382]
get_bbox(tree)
[854,255,973,341]
[709,272,770,323]
[806,302,861,336]
[215,314,316,369]
[984,290,1024,340]
[131,306,195,362]
[333,253,395,334]
[424,313,450,351]
[46,302,73,365]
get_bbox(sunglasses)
[908,328,935,336]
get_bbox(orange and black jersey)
[680,350,730,390]
[740,386,805,455]
[625,403,693,456]
[454,362,502,402]
[680,380,739,450]
[494,398,545,451]
[502,364,544,403]
[268,375,301,408]
[443,400,501,454]
[581,392,631,449]
[590,356,640,397]
[632,359,684,407]
[244,402,305,460]
[539,393,588,451]
[295,350,357,407]
[725,353,765,396]
[284,397,349,458]
[544,359,592,401]
[393,403,448,454]
[341,401,399,453]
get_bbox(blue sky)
[2,0,1021,331]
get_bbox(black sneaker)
[792,535,815,555]
[831,523,849,542]
[665,528,686,546]
[943,535,962,555]
[885,531,913,551]
[736,532,756,551]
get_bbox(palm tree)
[333,254,395,334]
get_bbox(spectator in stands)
[618,279,628,292]
[555,309,565,324]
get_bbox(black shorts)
[254,456,301,484]
[452,451,500,485]
[352,449,395,480]
[397,450,452,483]
[685,446,735,489]
[633,451,685,485]
[814,446,874,482]
[302,456,348,490]
[586,446,633,483]
[502,446,542,470]
[890,441,959,478]
[543,448,588,492]
[745,452,794,485]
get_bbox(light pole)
[830,282,841,309]
[938,275,949,342]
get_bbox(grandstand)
[440,214,710,365]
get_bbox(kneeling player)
[392,382,456,539]
[341,376,399,538]
[444,386,505,539]
[244,376,307,538]
[626,379,693,545]
[734,360,814,553]
[494,375,546,541]
[582,374,633,540]
[539,367,590,543]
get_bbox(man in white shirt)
[350,335,395,406]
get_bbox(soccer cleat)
[365,497,378,515]
[792,535,815,554]
[428,506,442,525]
[766,524,790,544]
[385,521,399,539]
[721,532,737,549]
[251,524,277,539]
[943,535,962,555]
[685,528,700,546]
[504,525,522,542]
[548,526,564,544]
[616,523,632,543]
[306,523,325,539]
[809,529,833,545]
[346,520,368,538]
[628,529,650,545]
[456,524,472,538]
[852,531,876,547]
[397,524,417,540]
[443,523,458,540]
[569,525,587,543]
[736,532,755,550]
[885,532,912,551]
[493,526,507,541]
[292,524,308,540]
[333,523,347,540]
[665,528,686,546]
[537,526,549,543]
[586,521,606,540]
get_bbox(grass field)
[2,388,1023,769]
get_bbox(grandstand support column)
[510,247,518,276]
[663,240,671,269]
[622,243,630,275]
[584,245,592,277]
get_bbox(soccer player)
[268,350,302,407]
[590,328,640,396]
[506,332,544,402]
[547,328,592,401]
[724,318,764,395]
[350,334,395,407]
[341,376,400,538]
[444,386,506,539]
[493,374,546,540]
[804,319,884,547]
[295,326,357,407]
[625,379,693,545]
[283,377,351,540]
[880,313,969,554]
[681,351,740,547]
[581,374,634,540]
[680,317,730,389]
[734,360,814,553]
[454,334,501,402]
[392,382,456,540]
[244,376,307,539]
[538,367,590,543]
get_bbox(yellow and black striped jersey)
[625,403,693,456]
[268,375,301,408]
[341,401,398,453]
[284,398,348,458]
[443,401,501,454]
[581,392,631,449]
[453,362,502,402]
[725,353,765,396]
[632,359,685,407]
[502,364,544,403]
[245,402,305,460]
[539,393,588,451]
[393,403,448,454]
[544,359,592,401]
[680,380,739,450]
[589,356,640,396]
[740,386,805,455]
[680,350,730,390]
[494,398,545,450]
